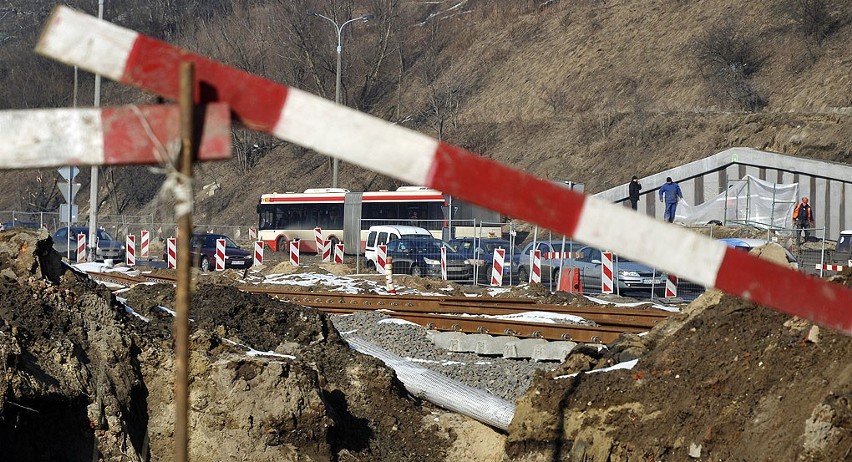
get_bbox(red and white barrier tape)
[0,104,230,168]
[37,6,852,334]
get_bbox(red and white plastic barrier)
[140,230,149,259]
[0,105,231,169]
[314,227,324,255]
[385,256,396,295]
[543,251,581,259]
[376,244,388,274]
[215,238,226,271]
[665,274,678,298]
[38,6,852,334]
[289,240,300,266]
[125,235,135,266]
[254,241,264,267]
[491,248,505,287]
[248,227,257,240]
[166,238,176,269]
[334,243,344,264]
[531,249,542,284]
[76,233,86,263]
[601,251,614,294]
[440,245,447,281]
[322,239,332,262]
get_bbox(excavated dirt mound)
[0,230,449,461]
[506,270,852,461]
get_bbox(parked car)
[448,237,521,284]
[0,220,41,231]
[568,246,667,295]
[385,235,472,280]
[364,225,432,270]
[719,238,798,269]
[164,233,252,271]
[516,240,583,284]
[52,226,126,262]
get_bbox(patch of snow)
[553,358,638,380]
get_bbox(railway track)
[88,271,674,344]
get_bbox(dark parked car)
[1,220,42,231]
[164,233,252,271]
[53,226,126,262]
[385,235,472,280]
[447,237,521,284]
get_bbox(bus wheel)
[329,236,339,249]
[276,237,287,252]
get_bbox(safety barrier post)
[440,245,447,281]
[248,226,257,240]
[334,243,344,264]
[125,234,135,267]
[322,239,332,262]
[492,248,505,287]
[385,256,396,295]
[289,240,300,266]
[215,238,226,271]
[253,241,263,267]
[77,233,86,263]
[601,251,614,294]
[377,244,387,274]
[314,227,323,255]
[665,274,678,298]
[167,238,176,269]
[531,249,541,284]
[140,229,149,259]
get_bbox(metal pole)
[174,61,196,462]
[333,32,342,188]
[88,0,105,261]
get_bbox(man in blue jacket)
[658,177,683,223]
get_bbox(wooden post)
[174,61,195,462]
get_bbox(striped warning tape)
[36,6,852,334]
[0,104,231,168]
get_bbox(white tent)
[675,175,798,229]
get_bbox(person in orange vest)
[792,197,814,244]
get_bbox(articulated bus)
[256,186,502,253]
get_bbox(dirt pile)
[0,230,449,461]
[506,272,852,461]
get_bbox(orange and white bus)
[256,186,501,253]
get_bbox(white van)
[364,225,432,268]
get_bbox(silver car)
[564,246,667,295]
[53,226,126,262]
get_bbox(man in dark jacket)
[628,176,642,210]
[658,177,683,223]
[792,197,815,244]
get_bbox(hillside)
[0,0,849,228]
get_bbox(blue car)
[385,235,473,280]
[448,237,521,284]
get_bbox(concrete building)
[596,147,852,241]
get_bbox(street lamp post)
[309,12,372,188]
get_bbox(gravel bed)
[331,311,558,403]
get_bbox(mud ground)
[1,229,850,461]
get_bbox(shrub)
[691,22,766,111]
